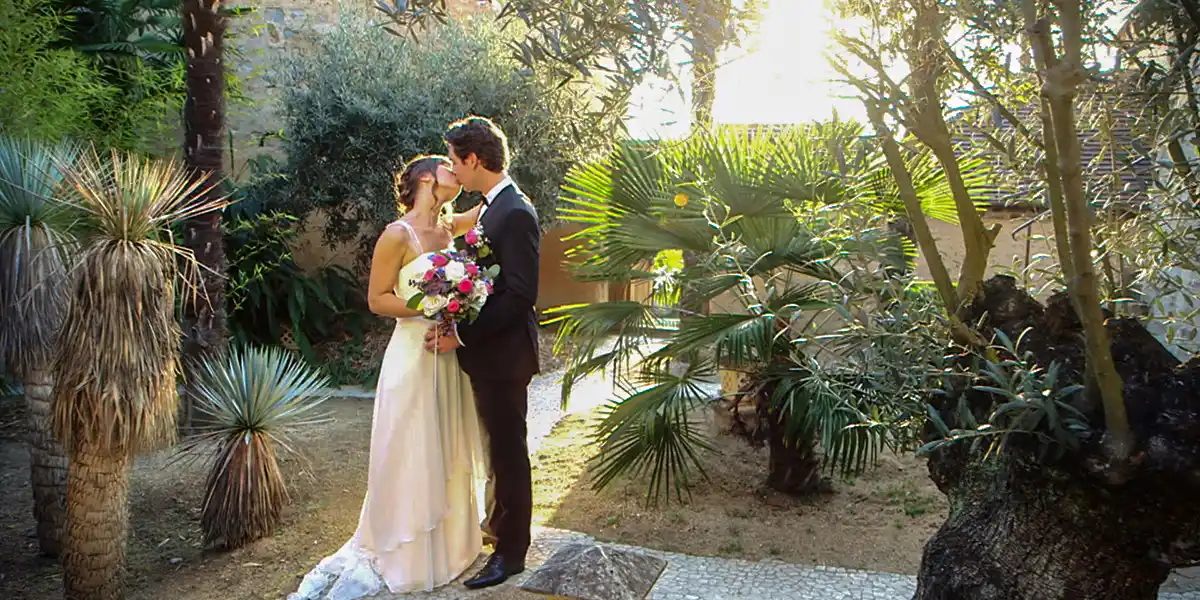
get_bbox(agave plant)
[0,137,78,557]
[548,124,987,502]
[50,147,225,600]
[180,345,333,549]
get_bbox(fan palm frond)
[543,300,666,405]
[851,148,993,224]
[767,362,890,479]
[0,138,80,373]
[178,345,332,548]
[589,360,718,504]
[654,283,834,368]
[50,147,228,454]
[550,125,938,501]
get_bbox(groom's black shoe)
[463,553,525,589]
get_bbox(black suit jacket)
[456,183,540,382]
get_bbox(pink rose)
[465,229,480,245]
[447,298,461,313]
[466,264,479,276]
[457,279,474,294]
[424,269,436,281]
[486,282,493,294]
[430,253,449,267]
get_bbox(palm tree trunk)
[756,379,826,495]
[764,417,824,495]
[62,444,130,600]
[181,0,229,430]
[25,367,66,557]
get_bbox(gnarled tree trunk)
[916,276,1200,599]
[25,368,66,557]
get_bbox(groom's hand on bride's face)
[423,327,460,354]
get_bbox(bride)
[290,155,487,599]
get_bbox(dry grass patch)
[532,407,945,574]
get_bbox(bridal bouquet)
[407,227,498,336]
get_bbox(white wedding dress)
[290,223,487,599]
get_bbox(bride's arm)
[450,202,484,237]
[367,225,424,319]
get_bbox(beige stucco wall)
[917,210,1057,289]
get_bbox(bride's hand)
[423,325,460,354]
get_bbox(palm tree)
[51,148,225,599]
[0,138,78,557]
[180,0,229,430]
[548,125,981,501]
[179,345,332,549]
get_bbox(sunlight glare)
[625,0,865,139]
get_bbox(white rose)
[422,294,448,316]
[443,261,466,282]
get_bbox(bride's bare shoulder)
[376,220,412,248]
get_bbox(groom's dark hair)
[445,116,509,173]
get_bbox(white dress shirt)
[476,175,513,223]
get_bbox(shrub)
[179,345,333,549]
[224,196,370,359]
[0,0,198,152]
[269,12,613,263]
[0,0,114,142]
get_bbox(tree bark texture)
[764,421,823,496]
[181,0,228,429]
[62,445,130,600]
[916,276,1200,599]
[25,368,66,557]
[752,379,826,495]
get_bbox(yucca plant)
[50,147,225,600]
[0,137,79,557]
[178,345,332,549]
[548,124,982,502]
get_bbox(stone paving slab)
[376,526,1200,600]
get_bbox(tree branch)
[906,0,999,305]
[865,103,958,315]
[1036,0,1133,460]
[1021,2,1078,291]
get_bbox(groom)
[425,116,540,589]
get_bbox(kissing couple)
[290,116,541,599]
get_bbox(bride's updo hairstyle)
[394,154,451,215]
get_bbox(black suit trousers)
[471,375,532,561]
